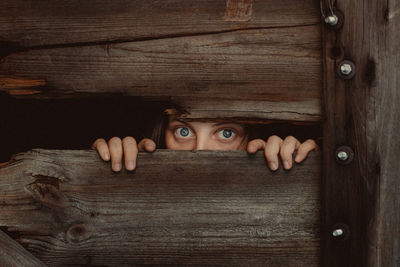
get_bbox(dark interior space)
[0,92,323,163]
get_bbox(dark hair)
[151,110,170,148]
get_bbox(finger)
[246,139,266,154]
[108,137,123,172]
[265,135,283,171]
[280,136,301,170]
[138,138,157,152]
[91,138,110,161]
[294,139,319,163]
[122,136,138,171]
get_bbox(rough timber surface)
[0,230,46,267]
[0,0,320,47]
[0,0,322,122]
[322,0,400,266]
[0,149,321,266]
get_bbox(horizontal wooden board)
[0,0,320,47]
[174,97,322,122]
[0,24,322,122]
[0,149,321,266]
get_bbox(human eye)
[218,128,236,140]
[175,127,193,138]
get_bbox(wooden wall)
[1,0,398,266]
[0,2,324,264]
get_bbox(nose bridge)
[195,131,210,150]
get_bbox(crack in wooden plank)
[0,23,320,59]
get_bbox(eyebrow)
[170,119,189,125]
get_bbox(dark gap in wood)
[0,92,323,163]
[0,41,23,60]
[0,23,320,59]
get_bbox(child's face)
[165,118,248,150]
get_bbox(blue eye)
[177,127,191,138]
[220,129,234,139]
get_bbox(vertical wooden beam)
[373,1,400,265]
[322,0,400,266]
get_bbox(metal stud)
[325,15,338,26]
[332,228,344,237]
[322,9,344,30]
[337,60,356,79]
[337,151,348,161]
[331,223,350,241]
[335,146,354,165]
[340,63,353,75]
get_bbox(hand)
[247,135,318,171]
[91,136,156,172]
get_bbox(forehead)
[168,117,244,128]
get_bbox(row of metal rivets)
[322,4,355,240]
[323,7,356,80]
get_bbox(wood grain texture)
[0,24,322,122]
[0,0,322,122]
[0,230,46,267]
[0,149,321,266]
[174,97,322,122]
[0,0,320,47]
[373,0,400,266]
[322,0,400,266]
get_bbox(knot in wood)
[66,223,91,244]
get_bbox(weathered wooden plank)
[372,0,400,266]
[322,0,400,266]
[0,149,321,266]
[174,98,322,122]
[0,24,322,122]
[0,0,320,47]
[0,230,46,267]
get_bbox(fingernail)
[283,160,291,169]
[294,155,300,162]
[270,162,277,171]
[113,163,121,171]
[103,153,110,161]
[126,161,135,171]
